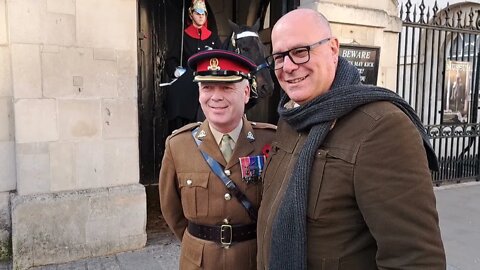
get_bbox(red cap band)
[196,57,250,74]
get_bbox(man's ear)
[328,37,340,65]
[330,37,340,58]
[244,84,251,104]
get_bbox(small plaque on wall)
[339,45,380,85]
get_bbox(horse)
[224,19,276,117]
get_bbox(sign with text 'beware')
[339,45,380,85]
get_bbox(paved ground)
[1,181,479,270]
[0,231,181,270]
[436,182,480,270]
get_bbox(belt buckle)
[220,224,233,247]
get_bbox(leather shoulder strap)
[192,128,257,221]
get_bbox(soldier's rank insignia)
[239,155,266,184]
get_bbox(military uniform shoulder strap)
[169,122,202,138]
[250,121,277,130]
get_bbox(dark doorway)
[137,0,297,240]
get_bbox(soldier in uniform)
[159,49,276,270]
[165,0,222,133]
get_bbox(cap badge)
[208,58,220,71]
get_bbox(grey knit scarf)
[268,57,438,270]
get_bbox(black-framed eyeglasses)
[265,37,331,70]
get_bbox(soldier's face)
[199,80,250,133]
[191,12,206,28]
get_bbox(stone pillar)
[0,0,15,262]
[300,0,402,90]
[5,0,146,269]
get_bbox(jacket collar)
[184,24,212,40]
[195,118,255,168]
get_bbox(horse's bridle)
[229,30,270,97]
[230,30,260,54]
[230,31,269,70]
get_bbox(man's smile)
[286,75,308,84]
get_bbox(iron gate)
[397,0,480,185]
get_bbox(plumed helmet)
[189,0,207,15]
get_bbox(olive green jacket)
[258,102,446,270]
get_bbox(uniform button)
[224,193,232,200]
[224,170,231,176]
[186,179,193,186]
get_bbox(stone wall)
[4,0,146,268]
[11,185,146,270]
[0,0,15,261]
[0,193,11,261]
[8,0,138,195]
[301,0,402,90]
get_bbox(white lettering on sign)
[341,50,371,59]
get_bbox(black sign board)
[339,45,380,85]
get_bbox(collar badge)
[246,131,255,141]
[197,129,207,139]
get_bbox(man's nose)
[282,55,298,72]
[210,89,224,100]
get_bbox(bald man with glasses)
[257,9,446,270]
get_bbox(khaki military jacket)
[258,102,446,270]
[160,119,275,270]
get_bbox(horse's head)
[227,19,274,106]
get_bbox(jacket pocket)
[178,172,209,217]
[180,230,205,269]
[262,145,287,193]
[307,149,328,218]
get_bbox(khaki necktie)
[220,134,233,162]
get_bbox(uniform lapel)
[226,119,255,169]
[196,121,227,167]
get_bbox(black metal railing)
[397,0,480,185]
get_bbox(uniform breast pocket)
[178,172,210,218]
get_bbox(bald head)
[273,9,332,41]
[269,9,339,104]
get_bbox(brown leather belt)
[187,222,256,246]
